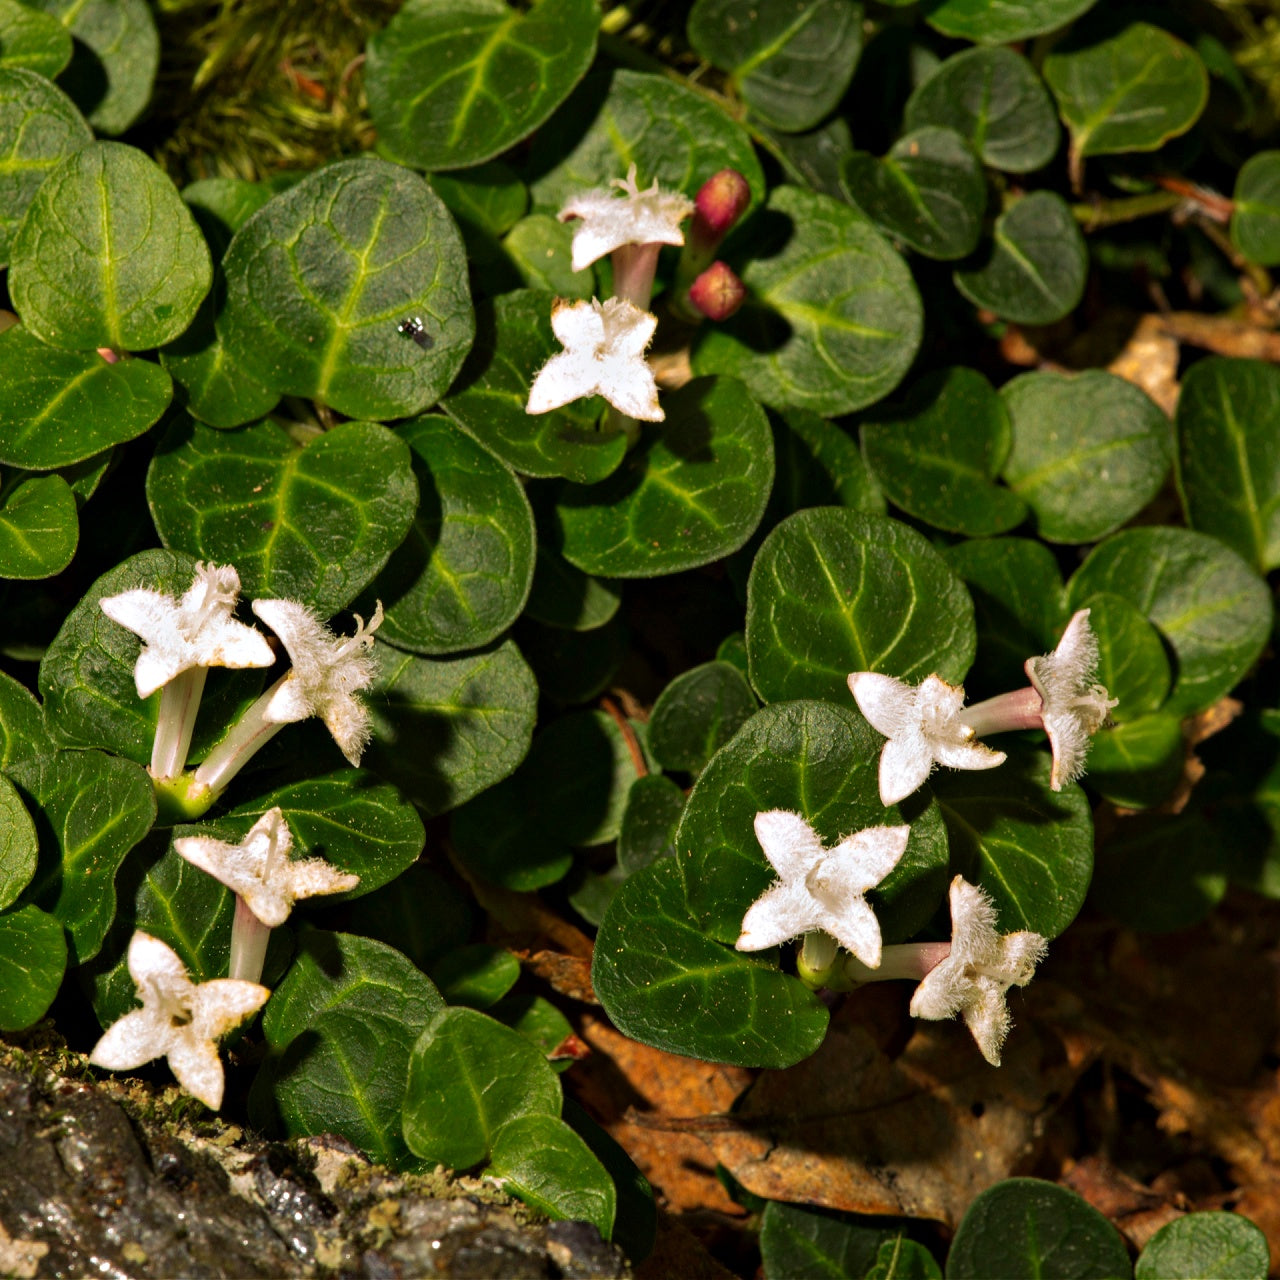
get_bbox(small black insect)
[397,316,434,350]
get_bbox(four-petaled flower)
[89,932,269,1109]
[559,163,694,272]
[908,875,1048,1067]
[848,672,1006,806]
[100,561,274,698]
[173,807,358,928]
[736,810,910,968]
[251,599,383,765]
[526,297,663,422]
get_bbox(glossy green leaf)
[924,0,1099,44]
[1086,714,1184,811]
[1231,152,1280,266]
[490,993,573,1062]
[429,162,528,239]
[904,47,1059,173]
[147,415,417,617]
[344,863,472,971]
[933,752,1093,939]
[1001,370,1171,543]
[0,670,52,769]
[12,748,155,964]
[372,415,534,655]
[430,943,520,1010]
[366,0,598,171]
[0,67,89,264]
[770,115,854,200]
[27,0,157,134]
[516,614,625,706]
[861,367,1026,536]
[489,1114,616,1239]
[1135,1211,1268,1280]
[1176,357,1280,573]
[676,700,950,945]
[1043,23,1208,165]
[0,904,64,1030]
[403,1006,562,1170]
[0,327,172,469]
[593,855,830,1068]
[182,176,275,251]
[0,772,36,911]
[771,407,884,516]
[219,157,474,421]
[10,142,211,352]
[500,213,592,298]
[364,639,538,817]
[619,774,684,875]
[443,291,627,484]
[746,509,976,705]
[1067,527,1272,718]
[843,127,985,260]
[1081,593,1171,722]
[554,377,772,577]
[0,474,76,579]
[953,191,1087,325]
[649,662,757,776]
[946,1178,1131,1279]
[693,186,923,416]
[0,0,71,77]
[687,0,863,133]
[761,1202,940,1280]
[525,543,621,631]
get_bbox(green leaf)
[0,0,71,77]
[371,415,534,655]
[0,904,64,1030]
[0,473,77,579]
[429,943,520,1010]
[904,47,1059,173]
[771,407,884,516]
[402,1005,562,1170]
[9,142,211,352]
[366,0,597,171]
[500,213,593,298]
[1086,714,1185,811]
[555,375,774,578]
[953,191,1087,325]
[769,115,854,201]
[1066,527,1272,718]
[428,162,528,239]
[761,1202,940,1280]
[364,639,538,817]
[26,0,157,135]
[746,509,976,705]
[218,157,474,421]
[490,992,573,1062]
[516,614,626,707]
[0,670,53,768]
[0,67,89,264]
[592,856,830,1068]
[686,0,863,133]
[1176,357,1280,573]
[1043,22,1208,166]
[1135,1212,1269,1280]
[843,127,986,260]
[1081,593,1171,722]
[1000,370,1172,543]
[12,748,155,964]
[147,415,418,617]
[1231,152,1280,266]
[489,1114,616,1239]
[933,752,1093,939]
[181,176,274,250]
[525,544,621,631]
[924,0,1100,44]
[0,772,36,910]
[676,700,950,945]
[619,774,684,875]
[692,186,923,416]
[443,290,628,484]
[345,863,472,971]
[0,327,173,468]
[861,367,1026,536]
[649,662,757,776]
[946,1178,1131,1279]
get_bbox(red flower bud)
[689,261,746,321]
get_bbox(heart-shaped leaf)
[693,185,923,416]
[0,903,65,1030]
[0,1,72,78]
[367,0,598,172]
[746,509,976,705]
[218,158,474,421]
[1135,1212,1269,1280]
[10,142,211,352]
[649,661,757,776]
[924,0,1100,44]
[0,474,77,579]
[1232,151,1280,266]
[147,415,417,617]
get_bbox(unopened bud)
[688,261,746,321]
[694,169,751,244]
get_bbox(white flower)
[250,599,382,766]
[173,807,358,928]
[559,163,694,272]
[848,672,1006,807]
[100,562,275,699]
[1026,608,1118,790]
[526,297,662,422]
[89,932,269,1109]
[909,876,1048,1067]
[736,810,910,968]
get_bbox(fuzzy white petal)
[753,810,827,881]
[559,164,694,271]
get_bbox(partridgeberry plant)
[2,0,1280,1272]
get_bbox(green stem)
[1070,190,1182,230]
